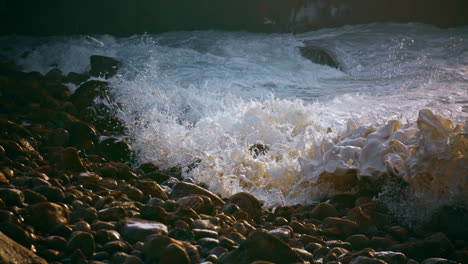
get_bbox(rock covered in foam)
[300,109,467,203]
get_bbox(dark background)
[1,0,467,36]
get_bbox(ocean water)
[1,23,467,224]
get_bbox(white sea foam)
[1,24,467,216]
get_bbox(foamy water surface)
[1,23,467,223]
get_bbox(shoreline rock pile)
[0,55,466,264]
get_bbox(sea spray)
[1,23,467,224]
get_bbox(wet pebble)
[67,231,96,258]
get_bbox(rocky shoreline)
[0,55,466,264]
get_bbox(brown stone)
[170,182,224,207]
[177,194,214,215]
[143,235,199,264]
[219,230,303,264]
[322,217,358,237]
[228,192,262,220]
[346,234,370,250]
[134,180,168,201]
[27,201,70,232]
[0,232,47,264]
[67,231,95,258]
[119,218,168,244]
[309,202,339,220]
[98,206,128,221]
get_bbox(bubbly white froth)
[1,24,467,216]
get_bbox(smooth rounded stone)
[173,220,190,230]
[170,182,225,207]
[233,220,255,236]
[326,240,352,250]
[90,55,121,79]
[98,206,128,221]
[91,220,116,231]
[71,206,99,223]
[274,216,289,226]
[228,192,262,220]
[0,172,9,186]
[73,220,92,232]
[71,80,109,109]
[37,248,61,262]
[299,235,325,247]
[119,185,144,202]
[219,236,239,250]
[30,177,52,188]
[346,234,371,250]
[219,230,303,264]
[119,218,168,244]
[122,255,144,264]
[177,194,215,215]
[198,237,220,249]
[314,246,331,258]
[349,256,387,264]
[0,232,47,264]
[159,243,191,264]
[47,128,70,147]
[322,217,359,237]
[369,237,398,250]
[374,251,407,264]
[193,228,219,240]
[268,227,293,241]
[225,231,246,244]
[32,185,65,202]
[346,207,376,233]
[0,222,33,248]
[388,226,409,242]
[51,223,73,237]
[293,248,315,263]
[305,242,323,254]
[22,189,47,204]
[70,248,87,264]
[104,241,131,254]
[67,231,96,258]
[99,161,138,181]
[289,220,306,234]
[134,180,168,201]
[329,194,358,210]
[309,202,339,220]
[68,122,99,150]
[192,219,219,231]
[98,137,132,163]
[209,246,228,257]
[137,162,159,174]
[95,229,121,244]
[0,188,24,206]
[140,205,170,223]
[49,147,86,171]
[168,227,194,241]
[143,235,190,263]
[0,210,21,225]
[299,42,341,69]
[27,201,70,231]
[421,259,458,264]
[43,236,67,250]
[91,251,110,261]
[222,203,241,215]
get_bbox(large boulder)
[90,55,121,79]
[299,41,341,69]
[0,232,47,264]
